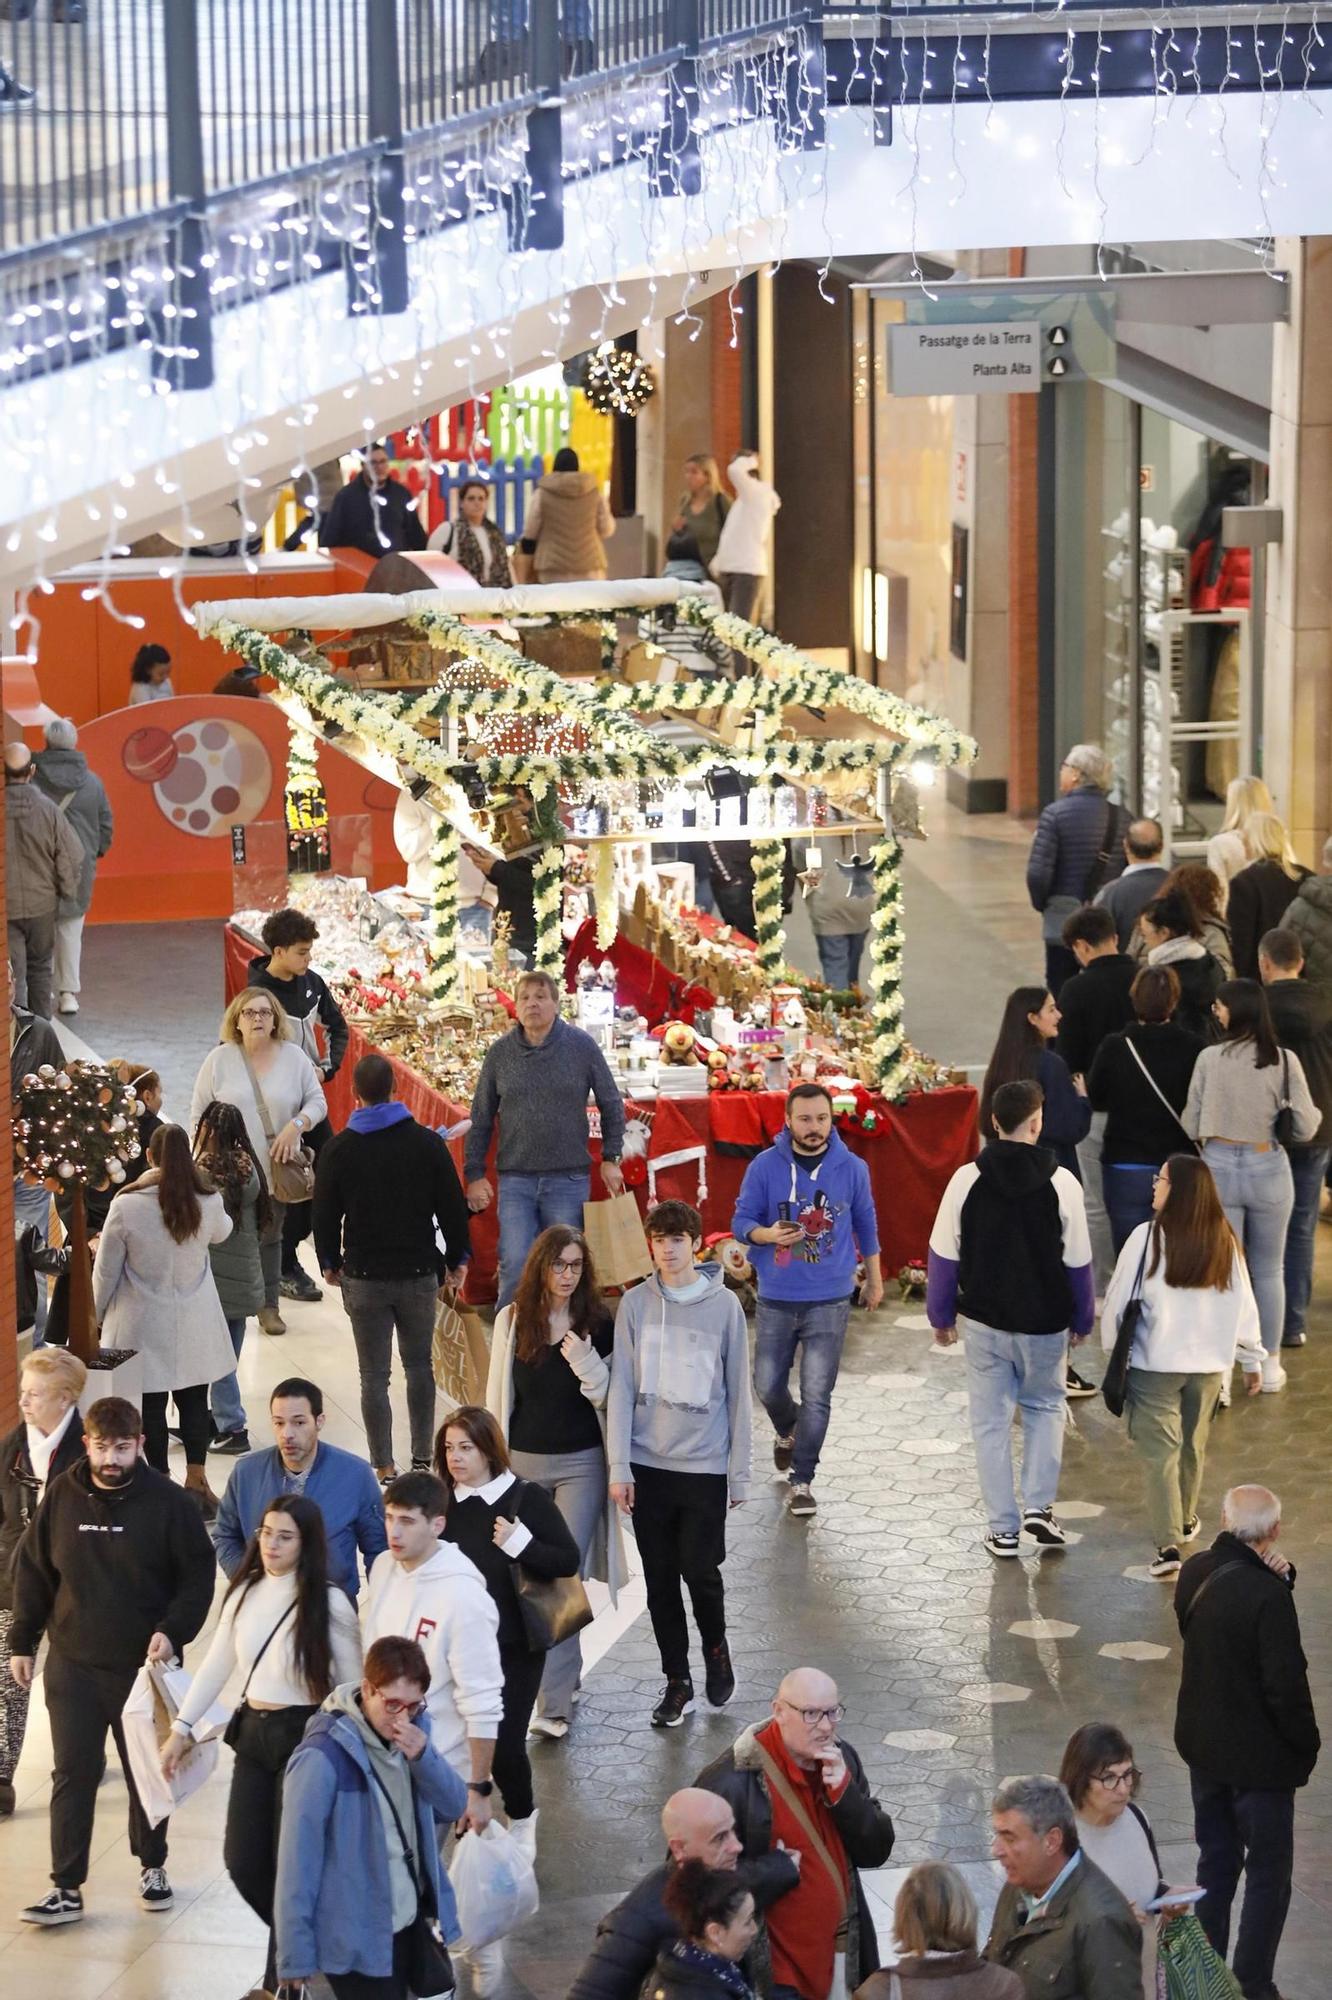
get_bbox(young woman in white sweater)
[1102,1154,1265,1579]
[162,1494,360,1996]
[1182,979,1320,1382]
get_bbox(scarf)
[669,1940,754,2000]
[1149,935,1206,967]
[454,516,512,588]
[27,1403,76,1492]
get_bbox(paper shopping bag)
[120,1663,221,1829]
[432,1298,490,1407]
[582,1191,654,1289]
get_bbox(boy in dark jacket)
[732,1083,882,1519]
[249,904,349,1303]
[314,1052,471,1481]
[928,1078,1093,1559]
[9,1396,216,1927]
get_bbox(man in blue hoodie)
[732,1084,882,1521]
[314,1052,472,1481]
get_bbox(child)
[607,1199,751,1729]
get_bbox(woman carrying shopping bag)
[162,1494,360,1998]
[485,1225,626,1740]
[1101,1155,1266,1581]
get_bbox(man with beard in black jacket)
[9,1397,216,1928]
[1257,927,1332,1351]
[568,1787,797,2000]
[1175,1485,1320,2000]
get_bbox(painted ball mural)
[121,719,272,837]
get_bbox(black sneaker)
[983,1529,1020,1559]
[1181,1515,1201,1544]
[139,1866,173,1910]
[0,72,36,107]
[704,1642,736,1708]
[22,1885,84,1925]
[209,1429,251,1456]
[773,1433,796,1474]
[1022,1507,1068,1547]
[1150,1546,1182,1580]
[651,1678,695,1727]
[1065,1367,1097,1398]
[280,1266,323,1303]
[1282,1329,1307,1348]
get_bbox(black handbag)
[509,1480,594,1653]
[1274,1050,1295,1149]
[222,1602,296,1747]
[1103,1230,1152,1419]
[366,1763,455,1997]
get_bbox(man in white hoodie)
[713,451,781,662]
[361,1471,504,1815]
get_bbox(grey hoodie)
[606,1263,752,1500]
[325,1682,419,1934]
[32,745,113,917]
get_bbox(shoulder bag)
[1124,1038,1200,1154]
[1103,1228,1153,1418]
[1274,1050,1295,1149]
[1082,799,1121,902]
[508,1481,594,1653]
[239,1045,316,1203]
[364,1761,456,1997]
[222,1599,297,1747]
[751,1733,850,1954]
[1179,1558,1247,1630]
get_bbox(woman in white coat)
[1101,1153,1266,1581]
[93,1124,236,1515]
[712,451,781,640]
[485,1224,626,1738]
[190,986,326,1336]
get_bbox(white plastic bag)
[119,1662,222,1829]
[448,1820,539,1948]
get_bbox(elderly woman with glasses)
[485,1225,626,1740]
[1060,1722,1191,1999]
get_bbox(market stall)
[202,577,981,1300]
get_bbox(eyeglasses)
[779,1699,845,1727]
[239,1007,273,1020]
[375,1694,428,1719]
[553,1259,584,1274]
[1152,1174,1169,1188]
[1093,1766,1140,1791]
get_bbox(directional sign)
[1049,325,1068,346]
[889,321,1040,396]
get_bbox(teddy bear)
[660,1021,700,1066]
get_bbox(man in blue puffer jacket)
[275,1635,470,1997]
[1025,743,1131,998]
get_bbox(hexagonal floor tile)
[1099,1640,1172,1662]
[957,1681,1032,1704]
[1008,1618,1080,1640]
[883,1728,958,1750]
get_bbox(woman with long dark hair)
[1088,967,1203,1252]
[128,642,174,703]
[1102,1154,1265,1577]
[434,1405,579,1865]
[194,1100,272,1456]
[485,1225,624,1739]
[92,1123,235,1513]
[655,1861,758,2000]
[1183,979,1320,1385]
[978,985,1090,1177]
[1137,890,1223,1040]
[162,1495,360,1996]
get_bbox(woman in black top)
[435,1405,579,1859]
[1088,966,1202,1251]
[654,1861,758,2000]
[484,1226,623,1739]
[1138,890,1223,1040]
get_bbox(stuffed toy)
[661,1022,700,1066]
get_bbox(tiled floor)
[7,800,1330,2000]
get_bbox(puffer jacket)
[567,1852,798,2000]
[1286,874,1332,985]
[528,469,614,581]
[32,746,114,917]
[4,780,84,920]
[1026,784,1130,923]
[206,1165,265,1319]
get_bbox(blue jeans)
[209,1316,248,1437]
[1191,1773,1294,1998]
[814,932,867,991]
[961,1317,1069,1534]
[753,1296,852,1485]
[496,1170,590,1308]
[1202,1142,1294,1356]
[1282,1146,1330,1342]
[14,1179,51,1344]
[1103,1161,1160,1254]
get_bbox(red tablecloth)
[225,924,978,1300]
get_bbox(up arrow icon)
[1049,325,1068,345]
[1049,355,1068,378]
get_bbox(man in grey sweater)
[464,969,627,1306]
[608,1201,752,1731]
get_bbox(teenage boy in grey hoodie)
[608,1200,752,1732]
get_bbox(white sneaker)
[458,1941,505,1997]
[57,992,78,1014]
[508,1809,538,1864]
[1261,1356,1288,1394]
[528,1713,569,1740]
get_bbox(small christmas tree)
[13,1060,143,1363]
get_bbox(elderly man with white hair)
[1174,1485,1321,2000]
[697,1667,895,2000]
[1026,743,1131,1000]
[32,716,113,1016]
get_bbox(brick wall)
[0,772,16,1431]
[710,296,744,477]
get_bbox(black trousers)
[327,1923,416,2000]
[45,1651,168,1888]
[142,1383,209,1470]
[225,1702,318,1990]
[494,1641,545,1823]
[1192,1772,1295,1998]
[282,1116,333,1267]
[630,1463,728,1681]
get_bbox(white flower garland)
[868,835,908,1094]
[532,845,565,974]
[428,818,462,1005]
[750,839,787,981]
